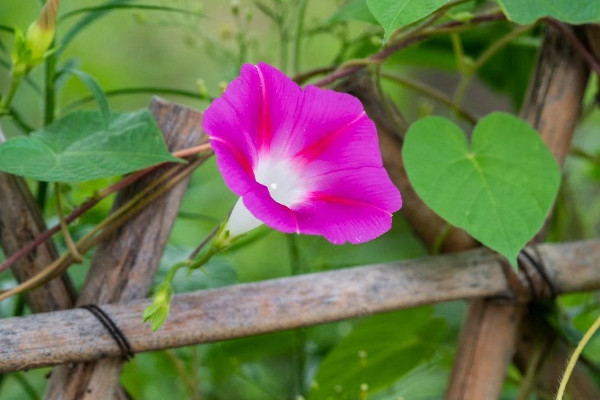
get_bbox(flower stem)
[54,182,83,263]
[0,74,23,113]
[380,72,477,125]
[556,313,600,400]
[38,39,58,211]
[452,22,535,107]
[313,12,506,88]
[292,0,309,74]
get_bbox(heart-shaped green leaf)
[367,0,450,40]
[403,112,561,266]
[0,109,182,182]
[496,0,600,24]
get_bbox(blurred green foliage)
[1,1,600,399]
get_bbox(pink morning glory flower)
[202,63,402,244]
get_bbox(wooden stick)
[43,97,205,400]
[1,240,600,373]
[0,132,75,313]
[446,24,593,399]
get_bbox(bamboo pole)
[446,24,592,399]
[0,239,599,373]
[43,98,206,400]
[0,131,76,312]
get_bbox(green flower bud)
[143,281,173,331]
[196,78,209,99]
[26,0,59,62]
[11,0,60,78]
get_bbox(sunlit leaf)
[403,112,561,266]
[496,0,600,24]
[327,0,377,24]
[0,109,182,182]
[366,0,451,40]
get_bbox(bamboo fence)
[0,20,599,400]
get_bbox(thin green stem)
[373,64,408,132]
[381,72,477,125]
[163,222,223,287]
[556,312,600,399]
[292,0,309,74]
[0,25,14,34]
[58,5,204,23]
[62,87,210,113]
[0,75,23,112]
[453,22,535,107]
[292,65,335,84]
[38,39,58,212]
[313,12,505,87]
[388,0,473,43]
[516,336,547,400]
[472,23,536,72]
[287,235,307,397]
[54,183,83,263]
[450,33,467,75]
[163,350,200,400]
[432,223,452,254]
[7,108,35,133]
[570,146,600,166]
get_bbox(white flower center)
[225,156,308,238]
[254,157,306,207]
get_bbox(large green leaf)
[403,112,561,266]
[0,110,181,182]
[307,307,446,400]
[496,0,600,24]
[366,0,450,40]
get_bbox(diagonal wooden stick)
[44,97,205,400]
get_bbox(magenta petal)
[203,63,303,195]
[293,166,402,244]
[242,183,299,234]
[204,62,403,243]
[252,63,304,153]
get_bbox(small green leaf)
[403,112,561,266]
[366,0,451,40]
[496,0,600,24]
[327,0,377,24]
[63,68,110,126]
[143,282,173,331]
[307,307,446,400]
[0,109,182,182]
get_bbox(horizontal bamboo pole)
[1,239,599,373]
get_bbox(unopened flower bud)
[196,78,209,99]
[27,0,60,61]
[143,281,173,331]
[218,81,228,95]
[11,0,60,78]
